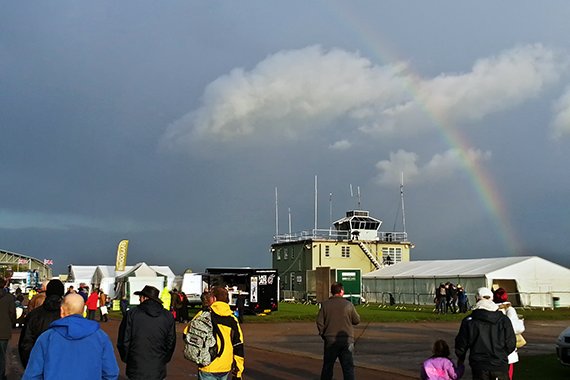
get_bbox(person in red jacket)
[85,288,99,320]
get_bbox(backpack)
[183,310,217,366]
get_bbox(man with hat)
[455,287,516,380]
[19,279,65,368]
[117,285,176,380]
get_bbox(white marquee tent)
[92,265,123,299]
[362,256,570,308]
[115,262,175,305]
[66,265,98,290]
[63,262,178,300]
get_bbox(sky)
[1,1,570,275]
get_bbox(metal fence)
[363,291,570,309]
[280,290,307,302]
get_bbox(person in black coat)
[117,285,176,380]
[178,292,190,323]
[455,287,516,380]
[0,277,16,380]
[18,279,65,368]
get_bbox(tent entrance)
[492,279,520,306]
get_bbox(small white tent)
[90,264,175,301]
[149,265,176,290]
[362,256,570,307]
[66,265,98,290]
[115,262,171,305]
[91,266,122,299]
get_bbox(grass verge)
[241,303,570,323]
[517,353,569,379]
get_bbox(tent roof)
[94,265,135,277]
[96,265,117,278]
[150,265,175,278]
[363,256,542,278]
[116,262,174,279]
[68,265,98,281]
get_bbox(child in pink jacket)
[421,339,464,380]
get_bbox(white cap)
[476,287,493,300]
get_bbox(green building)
[271,210,413,301]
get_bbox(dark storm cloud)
[1,1,570,274]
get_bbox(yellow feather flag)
[115,240,129,271]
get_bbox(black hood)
[42,295,62,312]
[470,308,504,324]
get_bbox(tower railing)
[274,229,408,243]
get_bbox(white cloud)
[329,139,351,150]
[375,148,492,185]
[161,45,408,149]
[424,44,565,122]
[162,44,567,150]
[375,150,420,185]
[364,44,567,134]
[551,86,570,139]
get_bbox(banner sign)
[115,240,129,271]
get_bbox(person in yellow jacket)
[186,287,244,380]
[160,287,172,311]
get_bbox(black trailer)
[205,268,278,314]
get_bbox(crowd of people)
[1,275,525,380]
[0,277,244,380]
[318,282,524,380]
[435,282,470,314]
[165,288,191,323]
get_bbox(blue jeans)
[198,371,230,380]
[321,341,354,380]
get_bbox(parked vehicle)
[205,268,278,314]
[556,326,570,365]
[8,270,40,293]
[180,273,206,307]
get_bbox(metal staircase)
[357,241,381,270]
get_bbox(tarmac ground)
[5,317,567,379]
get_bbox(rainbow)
[328,3,522,254]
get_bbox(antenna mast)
[401,172,406,235]
[314,175,318,231]
[329,192,333,235]
[275,187,279,237]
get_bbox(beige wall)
[272,239,412,299]
[310,241,411,275]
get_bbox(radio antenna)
[275,187,279,237]
[401,172,406,235]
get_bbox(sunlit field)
[240,302,570,323]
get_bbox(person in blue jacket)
[22,293,119,380]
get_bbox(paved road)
[6,317,566,379]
